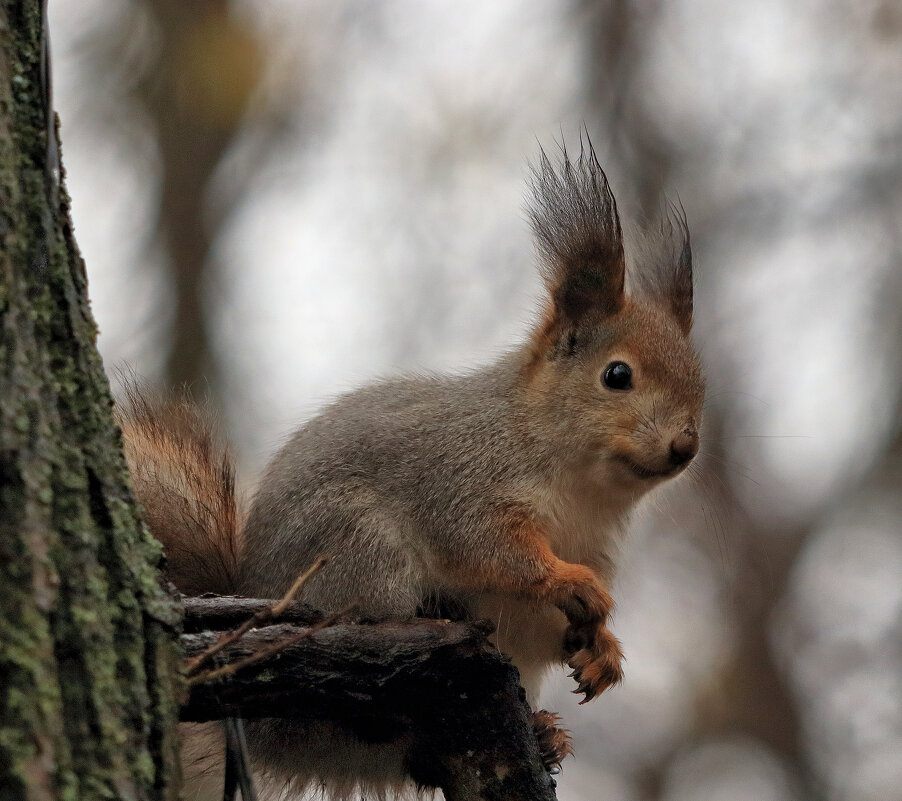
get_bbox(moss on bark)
[0,2,182,798]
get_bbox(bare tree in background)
[81,0,293,398]
[580,0,672,218]
[138,0,262,391]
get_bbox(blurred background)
[49,1,902,799]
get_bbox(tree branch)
[179,603,558,801]
[182,596,326,632]
[184,558,328,675]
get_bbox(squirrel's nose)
[669,429,699,466]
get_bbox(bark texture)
[0,2,182,798]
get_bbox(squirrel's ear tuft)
[528,135,625,331]
[630,202,693,334]
[667,202,693,334]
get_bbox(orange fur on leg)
[494,508,624,702]
[445,505,624,701]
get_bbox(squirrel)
[119,138,705,799]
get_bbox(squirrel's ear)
[631,202,693,335]
[528,138,625,337]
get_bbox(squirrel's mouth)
[615,455,678,480]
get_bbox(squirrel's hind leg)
[531,710,573,773]
[235,509,428,796]
[270,508,427,621]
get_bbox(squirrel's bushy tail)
[117,384,241,596]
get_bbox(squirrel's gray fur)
[242,356,573,611]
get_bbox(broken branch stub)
[180,605,558,801]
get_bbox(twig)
[185,557,328,676]
[187,603,357,687]
[271,559,330,617]
[223,716,257,801]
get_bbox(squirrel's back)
[238,357,538,609]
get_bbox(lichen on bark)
[0,2,182,798]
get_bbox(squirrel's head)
[522,139,705,490]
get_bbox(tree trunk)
[0,2,182,798]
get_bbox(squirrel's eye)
[602,361,632,391]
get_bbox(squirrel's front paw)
[552,568,614,630]
[566,624,624,703]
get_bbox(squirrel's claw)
[532,709,573,773]
[566,624,624,702]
